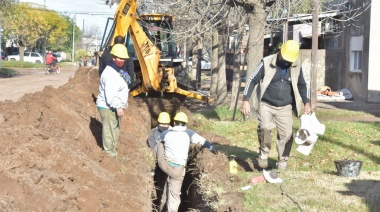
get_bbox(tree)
[82,25,102,53]
[2,3,40,60]
[30,6,69,53]
[2,2,70,60]
[58,15,82,53]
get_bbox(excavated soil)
[0,67,246,211]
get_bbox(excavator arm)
[103,0,211,103]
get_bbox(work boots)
[277,160,288,170]
[257,158,268,169]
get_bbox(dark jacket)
[99,47,135,85]
[243,53,309,117]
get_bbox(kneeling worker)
[157,112,217,212]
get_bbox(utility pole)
[311,0,319,111]
[285,0,290,41]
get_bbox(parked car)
[52,53,62,62]
[188,56,211,70]
[6,52,44,63]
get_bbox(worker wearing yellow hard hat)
[156,111,217,211]
[96,43,130,158]
[241,40,312,171]
[147,112,172,151]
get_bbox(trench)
[151,148,210,212]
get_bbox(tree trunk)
[210,29,218,96]
[246,6,265,79]
[229,28,245,110]
[190,35,201,88]
[246,3,265,118]
[215,27,228,105]
[19,46,26,62]
[196,39,202,89]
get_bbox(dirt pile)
[0,67,247,211]
[0,67,153,211]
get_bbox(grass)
[1,60,75,69]
[1,60,46,68]
[0,67,17,76]
[192,106,380,211]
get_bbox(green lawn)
[192,106,380,211]
[1,60,74,69]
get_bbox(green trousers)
[99,108,120,158]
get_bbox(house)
[263,0,378,102]
[324,0,379,102]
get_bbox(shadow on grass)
[213,143,279,172]
[338,179,380,211]
[198,109,221,121]
[323,136,380,165]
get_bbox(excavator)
[99,0,211,105]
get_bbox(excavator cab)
[138,14,179,60]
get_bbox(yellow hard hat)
[157,112,170,124]
[173,112,188,123]
[110,44,129,59]
[280,40,300,62]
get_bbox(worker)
[147,112,172,211]
[99,35,135,85]
[157,112,217,212]
[240,40,312,170]
[96,44,130,158]
[147,112,171,152]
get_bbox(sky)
[20,0,117,33]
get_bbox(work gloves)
[203,141,217,155]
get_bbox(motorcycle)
[45,64,61,74]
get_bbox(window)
[350,36,363,72]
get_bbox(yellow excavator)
[99,0,211,104]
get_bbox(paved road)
[0,65,78,102]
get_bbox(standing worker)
[99,35,135,85]
[240,40,312,170]
[96,44,130,158]
[157,112,217,212]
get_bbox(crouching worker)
[147,112,172,152]
[157,112,217,212]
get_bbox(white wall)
[367,0,380,102]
